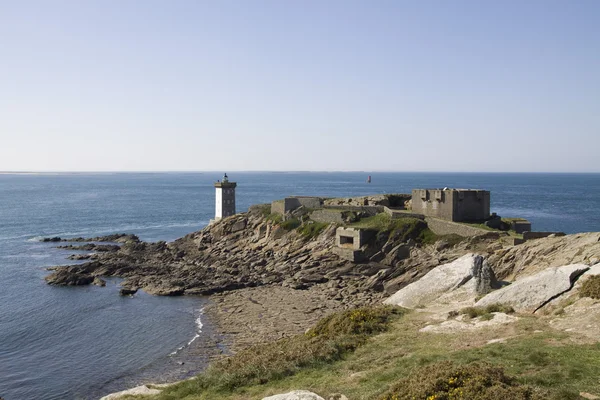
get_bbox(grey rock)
[475,263,590,313]
[93,277,106,286]
[119,287,138,296]
[384,254,495,308]
[262,390,325,400]
[45,270,94,286]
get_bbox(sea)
[1,172,600,400]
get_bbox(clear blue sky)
[1,0,599,172]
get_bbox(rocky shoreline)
[41,201,600,399]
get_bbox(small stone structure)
[333,227,376,262]
[335,227,374,250]
[271,196,322,215]
[411,189,490,222]
[212,173,236,223]
[510,219,532,234]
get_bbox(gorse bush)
[308,305,405,337]
[460,304,515,319]
[379,361,542,400]
[580,275,600,299]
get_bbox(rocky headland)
[41,197,600,399]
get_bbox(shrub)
[378,361,542,400]
[266,213,283,224]
[308,305,406,337]
[460,304,515,319]
[580,275,600,299]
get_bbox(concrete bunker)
[411,188,490,222]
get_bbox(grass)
[348,214,437,244]
[129,308,600,400]
[265,212,283,224]
[280,218,301,231]
[298,221,329,239]
[142,306,406,400]
[580,275,600,299]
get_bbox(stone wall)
[309,209,347,224]
[383,207,425,220]
[322,205,383,215]
[523,231,566,240]
[425,217,500,238]
[271,197,323,215]
[324,194,410,208]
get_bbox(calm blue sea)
[1,172,599,399]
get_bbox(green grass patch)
[297,221,329,239]
[140,312,600,400]
[580,275,600,299]
[280,218,301,231]
[349,214,432,243]
[265,212,283,224]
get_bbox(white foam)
[169,307,205,356]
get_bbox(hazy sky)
[1,1,599,172]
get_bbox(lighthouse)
[213,173,237,222]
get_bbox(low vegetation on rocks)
[128,305,600,400]
[297,221,329,239]
[580,275,600,299]
[378,361,542,400]
[459,304,516,320]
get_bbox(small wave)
[169,308,205,356]
[187,333,201,346]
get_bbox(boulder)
[119,287,138,296]
[99,384,161,399]
[92,277,106,286]
[45,270,94,286]
[475,264,590,313]
[41,237,62,242]
[383,254,496,308]
[262,390,325,400]
[383,244,410,265]
[143,284,185,296]
[571,263,600,292]
[231,219,247,233]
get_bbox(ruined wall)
[383,207,425,220]
[324,194,410,208]
[523,231,566,240]
[271,197,322,215]
[309,209,347,224]
[425,217,500,238]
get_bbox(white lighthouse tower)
[213,173,237,222]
